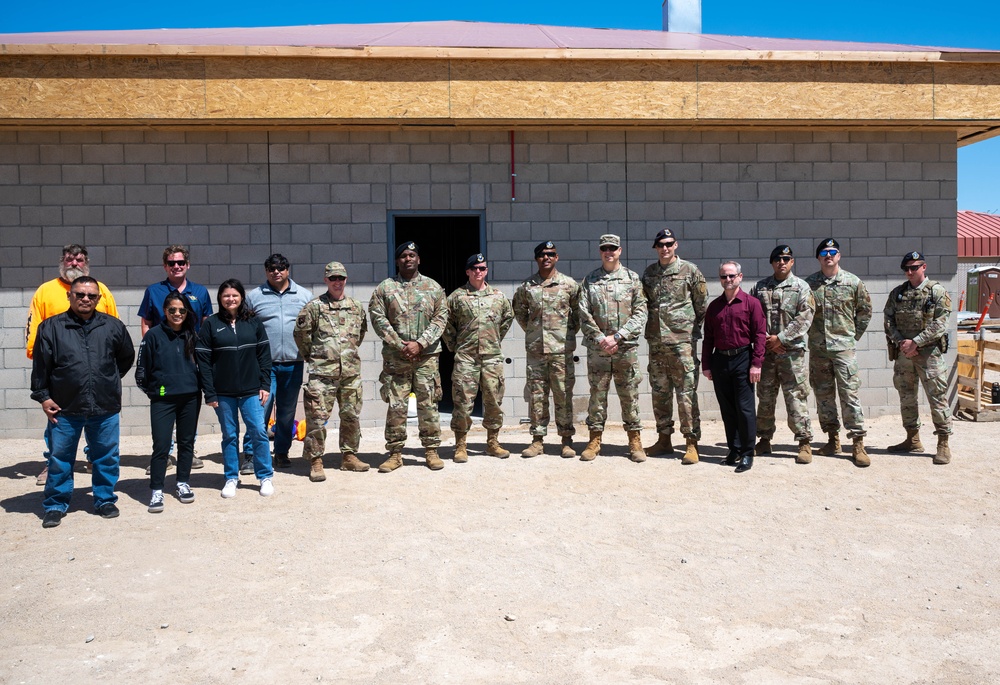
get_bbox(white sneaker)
[148,490,164,513]
[259,478,274,497]
[221,479,238,498]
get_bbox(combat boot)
[796,439,813,464]
[852,437,870,467]
[453,432,469,463]
[378,452,403,473]
[934,434,951,465]
[645,433,674,457]
[309,456,326,482]
[754,437,772,456]
[580,431,602,461]
[425,448,444,470]
[627,430,646,463]
[682,438,700,465]
[486,430,510,459]
[340,453,370,472]
[521,436,544,458]
[888,429,923,453]
[817,432,841,456]
[560,436,576,459]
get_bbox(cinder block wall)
[0,129,958,439]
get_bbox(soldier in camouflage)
[805,239,873,467]
[579,234,648,463]
[512,241,582,459]
[751,245,816,463]
[884,251,953,464]
[443,253,515,462]
[641,227,708,465]
[294,261,369,482]
[369,242,449,472]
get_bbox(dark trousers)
[149,393,201,491]
[711,349,756,459]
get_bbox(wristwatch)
[613,332,623,343]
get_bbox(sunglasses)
[772,256,793,263]
[267,266,288,272]
[720,274,740,281]
[600,245,619,252]
[469,266,488,272]
[327,275,346,282]
[818,249,839,257]
[903,264,924,272]
[165,259,187,267]
[166,307,187,315]
[538,251,557,259]
[655,241,677,248]
[70,292,100,300]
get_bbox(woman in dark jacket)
[197,279,274,498]
[135,290,201,513]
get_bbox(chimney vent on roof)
[662,0,702,33]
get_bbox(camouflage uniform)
[884,279,953,435]
[369,273,448,451]
[806,269,872,438]
[442,283,514,433]
[751,274,816,441]
[512,271,581,437]
[579,265,648,432]
[294,293,367,457]
[641,258,708,440]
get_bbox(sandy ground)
[1,413,999,684]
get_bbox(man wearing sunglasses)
[641,228,708,464]
[579,234,648,462]
[512,241,582,459]
[751,245,816,463]
[884,251,953,464]
[138,245,212,335]
[805,239,873,466]
[442,253,514,462]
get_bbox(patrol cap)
[395,242,419,259]
[324,261,347,278]
[816,238,840,258]
[599,234,621,248]
[901,251,925,269]
[769,245,794,262]
[465,253,486,269]
[653,228,675,246]
[534,241,556,258]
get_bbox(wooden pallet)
[957,337,1000,421]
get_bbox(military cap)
[769,245,794,262]
[534,241,556,258]
[901,251,925,269]
[653,228,675,246]
[816,238,840,258]
[465,253,487,269]
[395,242,419,259]
[324,261,347,278]
[599,234,621,248]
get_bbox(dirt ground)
[1,413,998,684]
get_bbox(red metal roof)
[0,20,994,54]
[959,210,1000,258]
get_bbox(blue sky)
[4,0,999,212]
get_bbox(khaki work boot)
[521,437,544,459]
[486,430,510,459]
[681,438,700,465]
[852,437,870,467]
[645,433,674,457]
[755,437,772,456]
[453,432,469,463]
[796,439,813,464]
[340,453,370,472]
[309,456,327,482]
[580,431,602,461]
[934,434,951,465]
[888,429,923,453]
[817,432,841,456]
[627,430,646,463]
[425,448,444,470]
[560,436,576,459]
[378,452,403,473]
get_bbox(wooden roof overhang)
[3,35,1000,144]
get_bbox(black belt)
[716,345,750,357]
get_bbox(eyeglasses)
[818,249,839,257]
[166,307,187,315]
[538,251,557,259]
[327,275,346,282]
[903,264,924,272]
[266,266,288,272]
[469,266,488,272]
[70,292,100,300]
[165,259,188,267]
[655,241,676,248]
[600,245,618,252]
[772,256,793,263]
[720,274,740,281]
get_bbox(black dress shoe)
[96,502,120,519]
[734,454,753,473]
[724,452,738,466]
[274,453,292,468]
[42,510,64,528]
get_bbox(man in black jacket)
[31,276,135,528]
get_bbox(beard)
[60,265,88,282]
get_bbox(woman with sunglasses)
[197,279,274,498]
[135,290,202,512]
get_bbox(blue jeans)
[242,362,303,456]
[216,394,272,482]
[43,412,120,513]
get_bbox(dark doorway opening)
[391,213,485,415]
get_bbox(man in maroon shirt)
[702,260,766,473]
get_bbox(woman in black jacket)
[135,290,201,512]
[197,279,274,498]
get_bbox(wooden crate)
[956,337,1000,421]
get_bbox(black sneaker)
[148,491,165,513]
[176,482,195,504]
[239,453,254,475]
[274,453,292,468]
[97,502,120,519]
[42,510,64,528]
